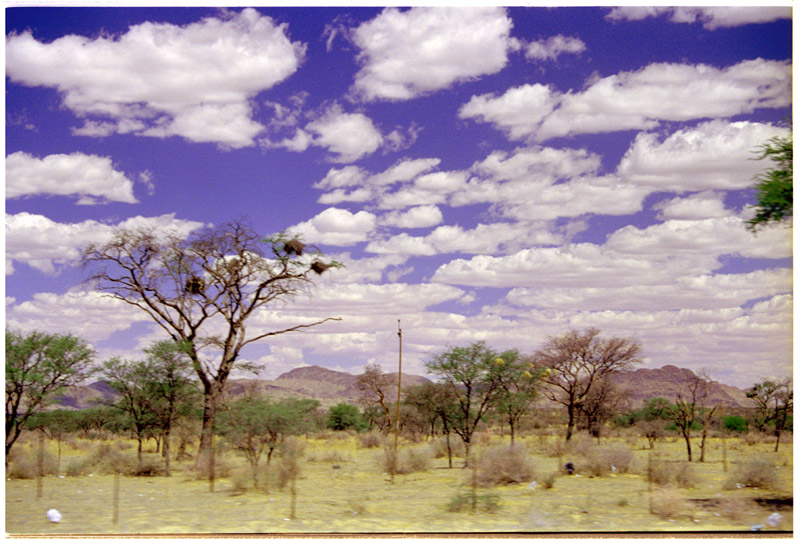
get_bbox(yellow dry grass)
[5,432,793,534]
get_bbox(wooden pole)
[36,430,44,499]
[112,472,120,525]
[394,320,402,455]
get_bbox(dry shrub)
[230,466,274,494]
[545,439,569,459]
[307,450,348,463]
[430,436,466,459]
[540,472,558,489]
[568,431,596,458]
[743,432,769,446]
[192,453,233,481]
[131,456,165,476]
[358,431,385,449]
[476,445,534,487]
[579,444,633,477]
[7,446,58,479]
[330,431,352,442]
[648,460,698,488]
[674,462,698,488]
[380,445,433,475]
[65,457,94,477]
[724,457,780,490]
[474,430,492,446]
[91,444,136,474]
[711,497,763,524]
[651,487,690,519]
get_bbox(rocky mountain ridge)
[56,364,754,410]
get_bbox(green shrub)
[476,445,534,487]
[723,415,748,433]
[446,492,501,513]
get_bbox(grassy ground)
[5,431,793,534]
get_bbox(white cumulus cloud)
[350,7,515,101]
[289,208,377,246]
[6,212,204,275]
[460,59,791,142]
[525,35,586,62]
[6,151,138,204]
[6,8,306,148]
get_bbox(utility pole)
[394,320,403,455]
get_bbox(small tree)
[666,376,715,462]
[532,328,642,440]
[355,364,396,434]
[97,357,161,466]
[747,378,793,451]
[141,341,198,475]
[26,409,79,471]
[217,395,318,488]
[492,350,542,446]
[425,341,506,461]
[6,330,95,462]
[403,381,459,467]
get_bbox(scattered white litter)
[766,513,782,527]
[610,465,617,473]
[46,509,62,523]
[58,475,65,479]
[529,481,537,489]
[751,524,764,532]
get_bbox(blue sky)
[5,5,793,388]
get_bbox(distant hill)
[55,363,751,410]
[610,365,753,409]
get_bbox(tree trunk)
[774,429,781,452]
[683,433,692,462]
[163,428,171,477]
[137,436,143,466]
[509,418,516,447]
[699,430,707,463]
[446,431,453,469]
[196,384,220,469]
[565,406,576,441]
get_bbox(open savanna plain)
[5,430,793,534]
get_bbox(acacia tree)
[82,220,340,464]
[666,375,716,462]
[747,130,792,231]
[355,364,396,434]
[425,341,506,462]
[403,382,459,467]
[747,378,793,451]
[579,376,630,439]
[532,327,642,441]
[98,357,161,466]
[141,341,198,476]
[217,395,319,487]
[492,350,541,446]
[6,330,95,463]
